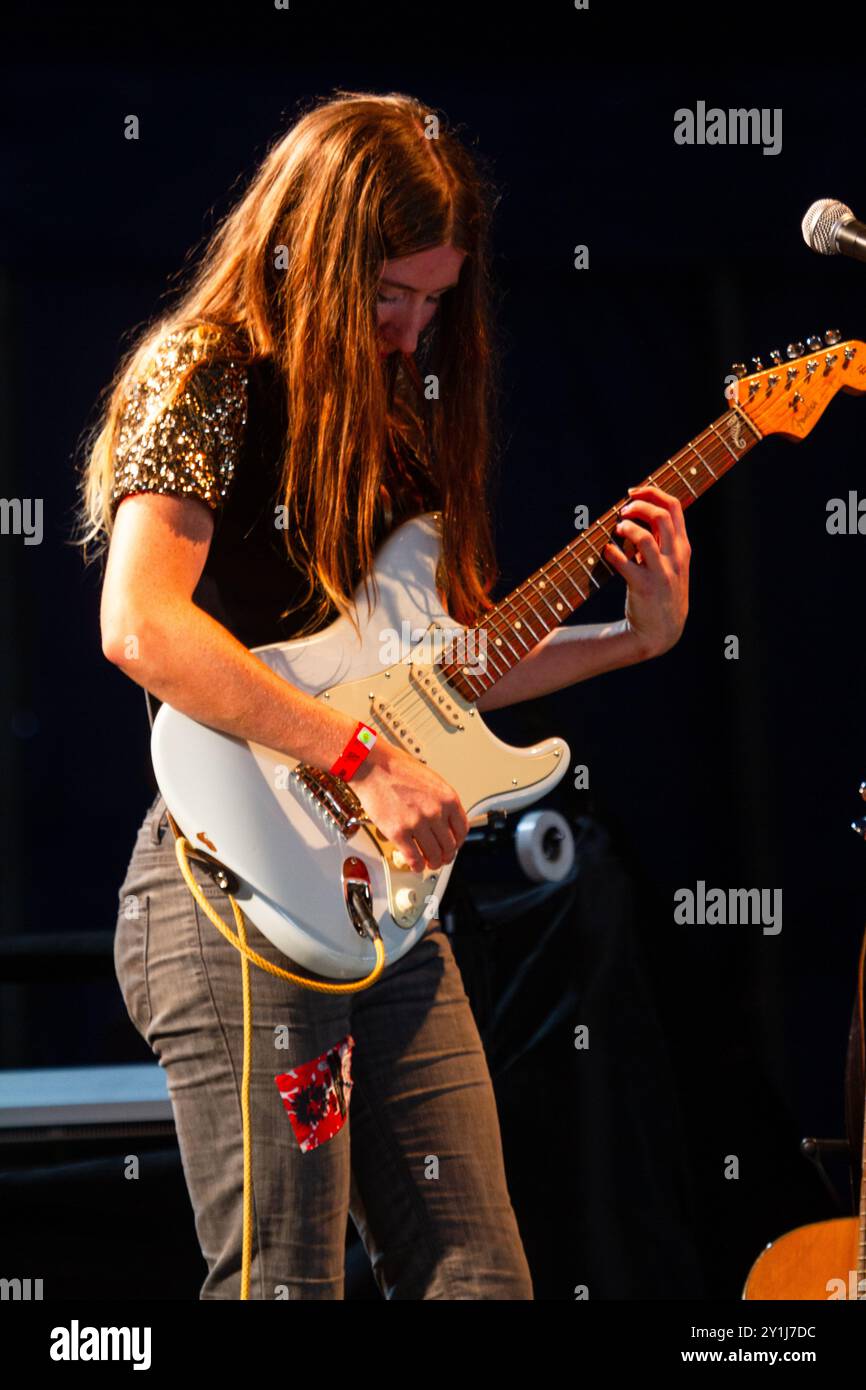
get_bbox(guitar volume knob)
[394,887,417,913]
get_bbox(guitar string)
[375,425,750,739]
[374,440,736,741]
[369,355,843,729]
[330,358,840,852]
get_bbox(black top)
[109,325,442,650]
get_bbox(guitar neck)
[859,1108,866,1295]
[443,404,762,702]
[859,930,866,1295]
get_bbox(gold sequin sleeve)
[109,327,248,519]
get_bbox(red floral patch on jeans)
[274,1033,355,1153]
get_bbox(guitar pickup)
[407,664,464,727]
[369,697,425,755]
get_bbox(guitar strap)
[143,687,161,734]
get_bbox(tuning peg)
[786,342,805,359]
[852,817,866,839]
[731,362,747,379]
[859,781,866,800]
[806,335,823,351]
[751,356,764,371]
[769,349,782,365]
[824,329,841,345]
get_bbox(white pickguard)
[151,513,570,979]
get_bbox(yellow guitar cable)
[169,821,386,1301]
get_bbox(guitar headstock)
[727,331,866,440]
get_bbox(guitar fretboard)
[439,405,762,701]
[859,1080,866,1294]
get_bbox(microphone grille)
[802,198,855,255]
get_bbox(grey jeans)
[113,792,534,1300]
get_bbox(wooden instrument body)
[742,1218,861,1300]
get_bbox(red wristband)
[330,721,378,782]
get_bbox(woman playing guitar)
[74,90,690,1300]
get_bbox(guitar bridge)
[290,764,438,933]
[290,764,368,838]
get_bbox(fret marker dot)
[690,466,697,475]
[515,621,522,630]
[556,602,563,610]
[495,637,502,646]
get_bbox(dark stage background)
[2,4,866,1301]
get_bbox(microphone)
[802,198,866,263]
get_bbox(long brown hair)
[72,90,504,636]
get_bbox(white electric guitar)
[151,335,866,979]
